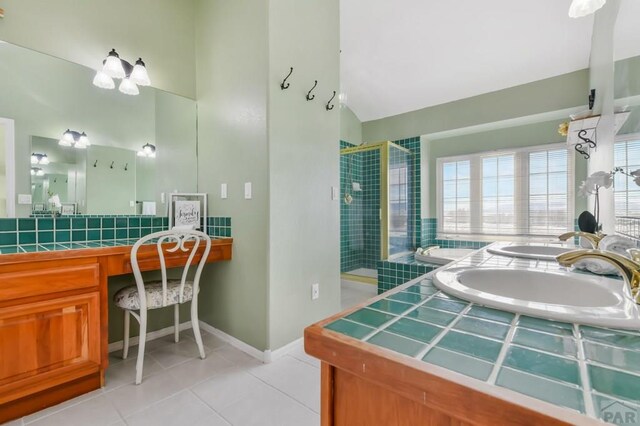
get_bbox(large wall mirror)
[0,40,197,217]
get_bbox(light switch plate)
[161,193,165,203]
[129,200,135,207]
[331,186,339,200]
[18,194,32,204]
[244,182,252,199]
[221,183,228,199]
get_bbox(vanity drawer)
[0,264,100,302]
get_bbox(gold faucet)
[556,249,640,304]
[558,232,604,249]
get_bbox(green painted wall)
[362,69,590,143]
[86,146,136,214]
[195,0,270,351]
[0,0,197,99]
[0,127,5,217]
[195,0,340,352]
[267,0,341,351]
[340,106,363,145]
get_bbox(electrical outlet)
[311,283,319,300]
[221,183,228,199]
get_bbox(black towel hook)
[110,161,115,169]
[306,80,318,101]
[93,160,98,167]
[280,67,293,90]
[124,163,129,171]
[326,91,336,111]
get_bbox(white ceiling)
[341,0,640,122]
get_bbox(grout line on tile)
[574,323,596,418]
[487,313,520,385]
[414,303,474,360]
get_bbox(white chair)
[113,229,211,384]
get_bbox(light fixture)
[569,0,606,18]
[59,129,90,149]
[93,49,151,96]
[119,78,140,96]
[137,143,156,158]
[31,167,45,177]
[30,153,49,165]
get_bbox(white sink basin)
[433,267,640,329]
[487,244,573,261]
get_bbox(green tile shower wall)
[0,216,232,248]
[340,138,422,273]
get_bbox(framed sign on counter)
[168,193,208,230]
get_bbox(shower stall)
[340,141,414,283]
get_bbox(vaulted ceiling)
[341,0,640,122]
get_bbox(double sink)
[432,243,640,329]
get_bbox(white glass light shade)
[63,130,75,143]
[119,78,139,96]
[30,168,35,176]
[58,139,72,147]
[40,155,50,165]
[93,70,115,89]
[137,150,146,157]
[78,133,90,147]
[103,51,126,79]
[569,0,606,18]
[130,59,151,86]
[30,154,38,165]
[36,169,45,177]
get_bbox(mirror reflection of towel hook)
[306,80,318,101]
[326,91,336,111]
[110,161,115,169]
[93,160,98,167]
[280,67,293,90]
[124,163,129,171]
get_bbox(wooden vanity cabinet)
[0,258,103,422]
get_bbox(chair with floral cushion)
[113,229,211,384]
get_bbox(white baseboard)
[108,321,193,353]
[107,319,303,364]
[197,321,302,363]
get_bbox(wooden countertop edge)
[305,324,602,425]
[0,238,233,265]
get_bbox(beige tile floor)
[6,280,376,426]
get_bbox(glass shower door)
[387,144,412,257]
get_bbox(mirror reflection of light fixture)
[30,167,45,177]
[30,152,50,165]
[93,49,151,96]
[59,129,90,149]
[568,0,606,18]
[137,143,156,158]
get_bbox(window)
[441,160,470,233]
[614,137,640,217]
[437,144,573,238]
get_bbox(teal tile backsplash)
[0,216,232,250]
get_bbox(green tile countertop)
[324,243,640,423]
[0,238,231,255]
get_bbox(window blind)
[614,138,640,217]
[437,144,573,239]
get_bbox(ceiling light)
[137,143,156,158]
[92,70,115,89]
[569,0,606,18]
[31,153,49,165]
[102,48,126,79]
[119,78,139,96]
[93,49,151,96]
[31,167,45,177]
[58,129,90,149]
[129,58,151,86]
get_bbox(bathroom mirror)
[29,137,158,215]
[0,40,197,217]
